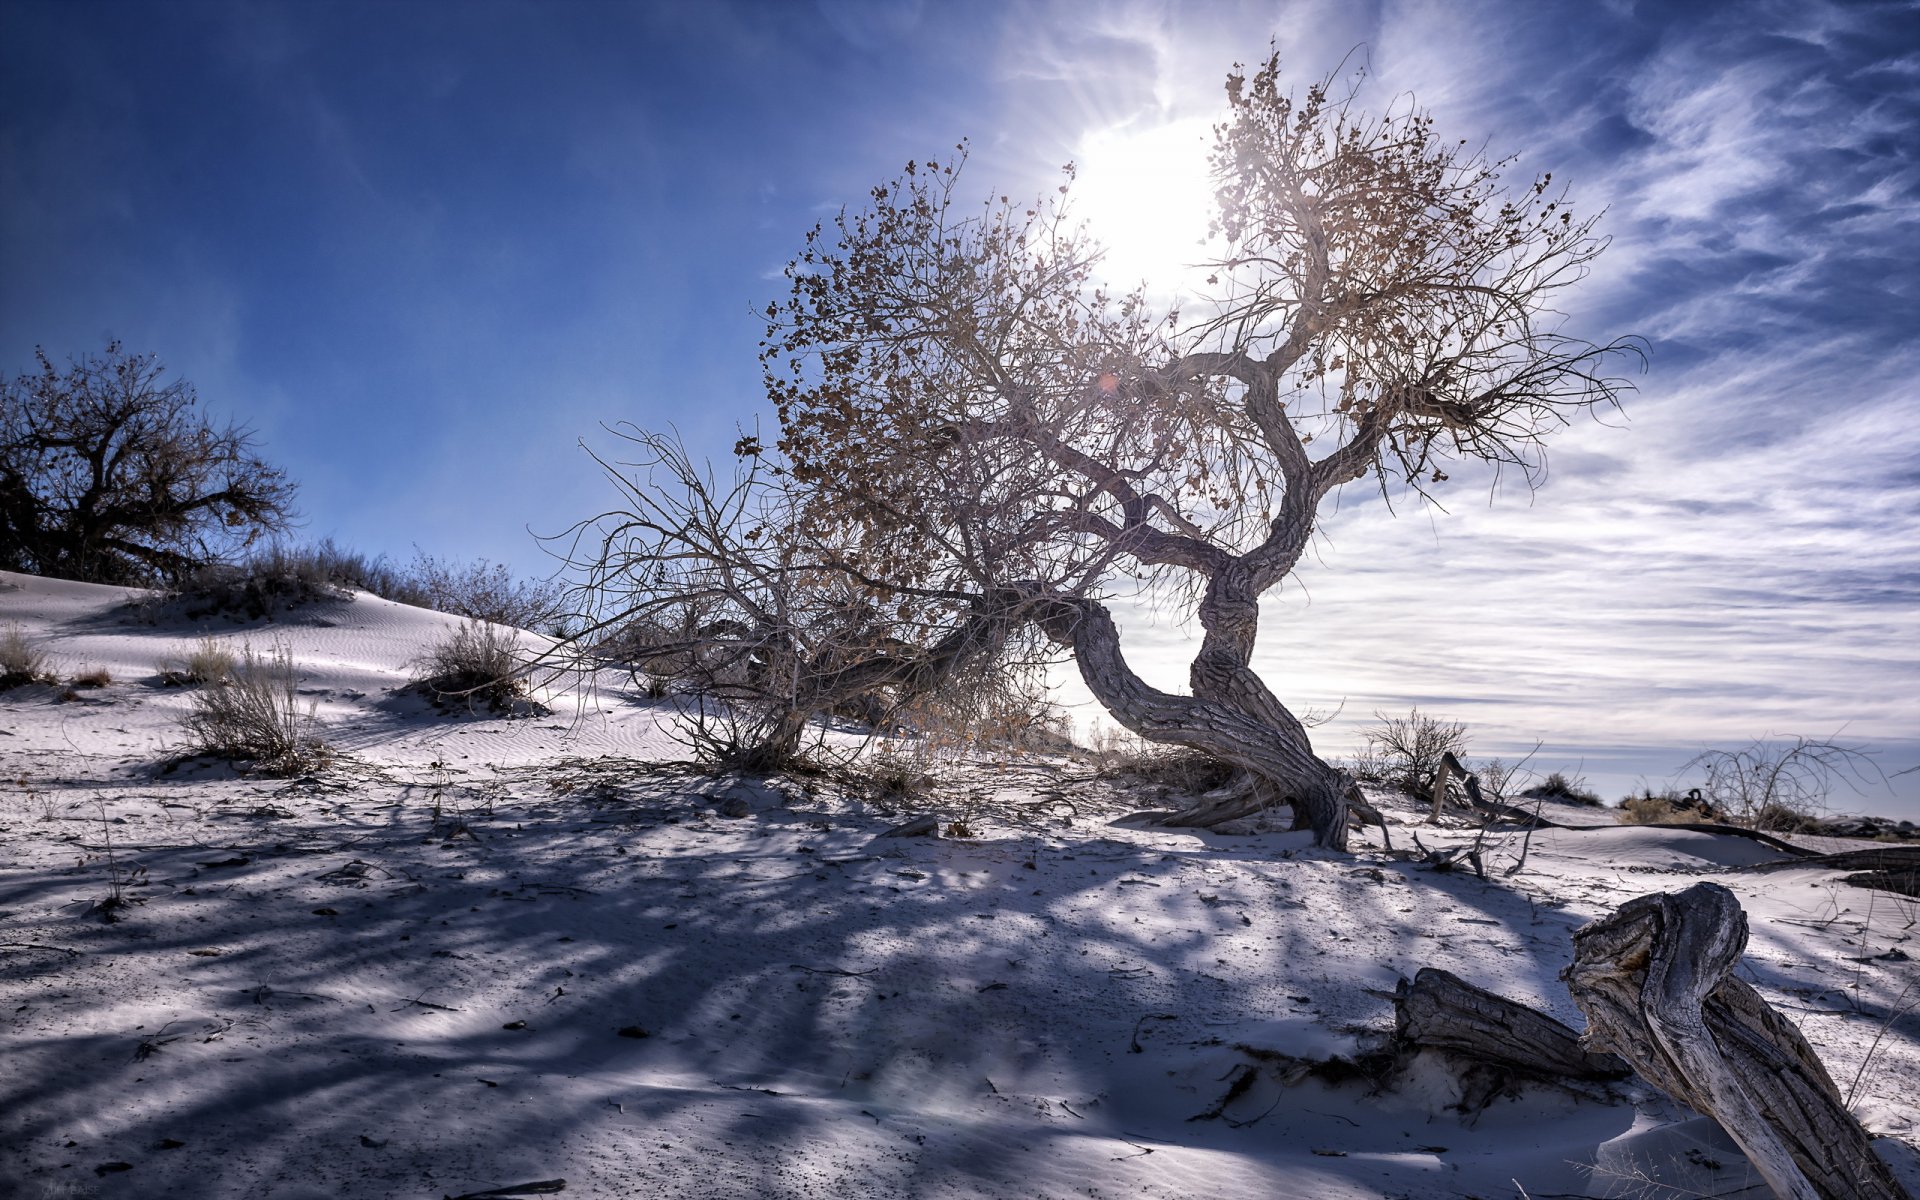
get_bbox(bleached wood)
[1564,882,1910,1200]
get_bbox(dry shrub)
[168,546,354,620]
[1524,771,1604,806]
[161,636,237,686]
[409,620,541,714]
[403,553,568,631]
[1,623,56,688]
[1617,792,1698,825]
[1098,744,1237,797]
[181,643,329,771]
[1357,708,1470,794]
[865,749,939,801]
[69,667,111,688]
[1685,737,1875,828]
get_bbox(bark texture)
[1025,589,1350,849]
[1564,882,1910,1200]
[1395,967,1629,1081]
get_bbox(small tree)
[0,342,296,584]
[1686,737,1882,829]
[761,55,1640,847]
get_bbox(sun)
[1068,116,1218,296]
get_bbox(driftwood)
[1394,967,1629,1082]
[1564,882,1910,1200]
[1427,752,1561,828]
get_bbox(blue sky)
[5,0,1918,813]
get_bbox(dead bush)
[408,620,541,714]
[403,553,568,632]
[0,622,56,689]
[1523,771,1604,806]
[68,667,111,688]
[158,636,237,686]
[1685,737,1878,828]
[1359,708,1470,794]
[180,643,329,772]
[1098,744,1237,797]
[166,545,353,620]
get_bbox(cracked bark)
[1025,589,1351,849]
[1564,882,1910,1200]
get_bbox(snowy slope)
[2,570,1916,1200]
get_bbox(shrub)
[1617,791,1696,825]
[1097,744,1237,796]
[409,620,538,714]
[403,552,567,631]
[1357,708,1470,794]
[69,667,111,688]
[0,622,56,688]
[1472,757,1515,800]
[180,643,328,771]
[159,636,237,686]
[169,544,355,619]
[1523,771,1603,806]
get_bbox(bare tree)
[760,56,1639,847]
[1685,736,1884,830]
[0,342,296,584]
[1359,707,1471,795]
[552,427,1039,771]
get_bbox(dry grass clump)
[409,620,541,714]
[159,636,238,686]
[68,666,111,688]
[0,622,56,689]
[864,749,940,801]
[180,643,329,772]
[1096,743,1237,797]
[1617,791,1699,825]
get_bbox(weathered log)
[1564,882,1910,1200]
[1844,869,1920,898]
[1746,846,1920,873]
[1394,967,1629,1082]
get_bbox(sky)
[4,0,1918,814]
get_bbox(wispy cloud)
[1029,0,1920,807]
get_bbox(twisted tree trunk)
[1564,882,1910,1200]
[1025,590,1351,849]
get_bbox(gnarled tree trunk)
[1564,882,1910,1200]
[1025,589,1351,849]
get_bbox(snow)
[3,568,1917,1199]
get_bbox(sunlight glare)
[1070,117,1217,296]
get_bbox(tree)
[759,55,1640,848]
[1684,736,1883,830]
[0,342,297,584]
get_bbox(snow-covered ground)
[2,569,1916,1200]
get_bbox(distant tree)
[0,342,296,584]
[758,55,1641,847]
[1685,736,1882,830]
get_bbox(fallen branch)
[443,1182,566,1199]
[1394,968,1628,1082]
[1564,882,1911,1200]
[0,942,82,955]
